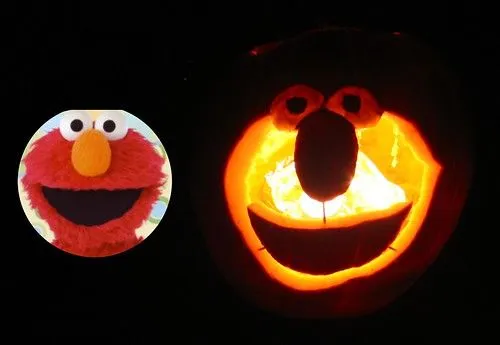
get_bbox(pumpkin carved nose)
[71,129,112,177]
[294,110,358,202]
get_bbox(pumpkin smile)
[41,186,144,226]
[248,203,412,274]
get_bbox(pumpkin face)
[192,29,473,317]
[226,95,441,289]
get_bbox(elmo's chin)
[22,129,166,257]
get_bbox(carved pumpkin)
[191,28,473,317]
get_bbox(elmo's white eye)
[95,111,128,141]
[59,110,93,141]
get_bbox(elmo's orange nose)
[71,129,111,177]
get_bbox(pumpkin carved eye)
[326,86,382,128]
[286,97,308,114]
[270,85,324,130]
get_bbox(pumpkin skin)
[191,28,473,318]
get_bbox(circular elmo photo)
[18,110,172,258]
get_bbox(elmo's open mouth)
[42,186,144,226]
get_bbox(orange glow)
[224,112,441,291]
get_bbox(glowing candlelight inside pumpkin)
[265,150,407,220]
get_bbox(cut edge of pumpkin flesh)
[248,201,412,230]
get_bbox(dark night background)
[11,1,491,343]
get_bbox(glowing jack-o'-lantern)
[191,28,473,317]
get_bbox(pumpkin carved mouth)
[248,203,412,274]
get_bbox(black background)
[12,2,490,343]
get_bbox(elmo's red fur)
[22,129,166,257]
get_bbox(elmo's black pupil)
[286,97,308,115]
[103,120,116,132]
[70,119,83,132]
[342,94,361,113]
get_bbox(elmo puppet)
[21,110,166,257]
